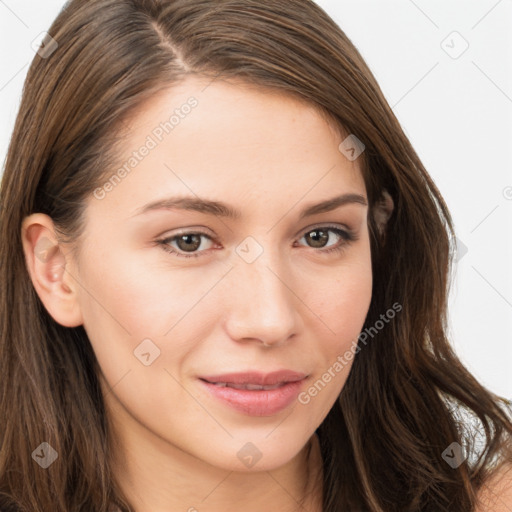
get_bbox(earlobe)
[373,189,394,237]
[20,213,84,328]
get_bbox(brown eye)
[304,229,329,248]
[158,231,215,258]
[296,226,357,256]
[175,234,202,252]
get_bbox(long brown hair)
[1,1,511,510]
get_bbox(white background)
[1,1,511,398]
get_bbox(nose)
[222,255,301,347]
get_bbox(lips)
[198,370,308,416]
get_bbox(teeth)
[212,382,283,390]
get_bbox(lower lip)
[199,379,305,416]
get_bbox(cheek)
[301,245,372,372]
[75,246,230,389]
[306,246,373,340]
[295,258,372,418]
[77,243,225,333]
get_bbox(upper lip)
[199,370,307,386]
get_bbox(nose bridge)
[224,244,299,344]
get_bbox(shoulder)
[475,463,512,512]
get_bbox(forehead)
[86,76,366,222]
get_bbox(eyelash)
[156,225,358,259]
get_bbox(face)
[26,76,373,473]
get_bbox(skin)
[21,76,389,512]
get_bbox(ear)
[20,213,84,328]
[373,189,394,236]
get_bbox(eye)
[295,225,357,255]
[157,231,216,259]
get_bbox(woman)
[0,0,511,510]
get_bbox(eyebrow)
[132,192,368,220]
